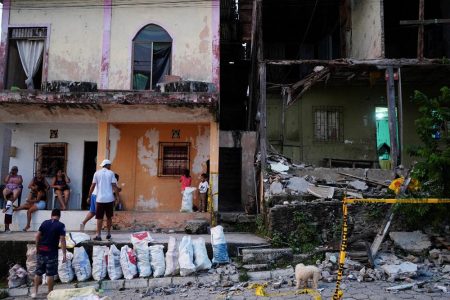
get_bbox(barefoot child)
[3,192,13,232]
[198,173,209,212]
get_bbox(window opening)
[34,143,68,177]
[158,142,190,176]
[313,106,343,142]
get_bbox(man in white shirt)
[88,159,119,241]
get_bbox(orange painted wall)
[110,123,210,212]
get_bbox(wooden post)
[259,62,267,173]
[280,89,287,154]
[397,68,404,166]
[386,66,398,169]
[417,0,425,60]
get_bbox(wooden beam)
[397,68,404,166]
[386,66,399,169]
[264,58,444,67]
[400,19,450,25]
[418,0,425,60]
[259,62,267,172]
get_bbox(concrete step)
[1,210,211,232]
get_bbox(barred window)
[158,143,190,176]
[313,106,343,142]
[34,143,67,177]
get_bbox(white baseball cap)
[100,159,112,167]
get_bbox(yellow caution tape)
[248,283,321,299]
[332,197,450,300]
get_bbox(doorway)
[81,141,97,209]
[219,147,243,211]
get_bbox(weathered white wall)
[9,0,104,83]
[0,125,11,180]
[8,123,98,209]
[350,0,383,59]
[109,3,214,89]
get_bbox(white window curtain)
[16,40,44,90]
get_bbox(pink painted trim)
[128,20,175,90]
[7,23,51,85]
[211,0,220,91]
[100,0,112,89]
[0,0,11,90]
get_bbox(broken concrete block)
[247,271,271,281]
[381,262,418,277]
[242,248,293,264]
[286,177,310,193]
[389,231,431,255]
[269,181,284,195]
[429,249,441,259]
[442,265,450,273]
[307,185,334,199]
[184,219,209,234]
[349,180,368,191]
[270,162,289,173]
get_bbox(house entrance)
[218,147,243,211]
[81,141,97,209]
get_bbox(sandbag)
[26,244,37,280]
[73,246,92,281]
[8,264,28,288]
[120,245,138,280]
[180,187,196,212]
[92,246,108,281]
[164,236,180,276]
[48,286,111,300]
[58,249,74,283]
[130,231,154,244]
[134,241,152,277]
[107,245,122,280]
[211,225,230,264]
[60,232,91,249]
[193,238,212,271]
[149,245,165,277]
[178,236,196,276]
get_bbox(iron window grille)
[313,106,344,143]
[34,143,68,177]
[158,142,190,176]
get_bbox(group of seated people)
[2,166,71,231]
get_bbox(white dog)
[295,263,321,289]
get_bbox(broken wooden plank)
[338,172,389,187]
[400,19,450,25]
[370,208,395,258]
[264,58,444,67]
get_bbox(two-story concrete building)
[0,0,221,230]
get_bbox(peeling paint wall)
[111,123,210,212]
[109,2,214,89]
[8,123,98,209]
[350,0,383,59]
[9,0,103,83]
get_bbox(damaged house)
[0,0,220,230]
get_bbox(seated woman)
[14,171,49,231]
[3,166,23,204]
[51,169,71,210]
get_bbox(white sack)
[164,236,180,276]
[107,244,123,280]
[134,241,152,277]
[149,245,165,277]
[120,245,138,279]
[26,244,37,279]
[193,238,212,271]
[92,246,108,281]
[178,236,196,276]
[180,187,196,212]
[130,231,154,244]
[58,249,74,283]
[73,246,92,281]
[211,225,230,264]
[8,264,28,288]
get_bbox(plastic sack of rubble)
[120,245,138,279]
[26,244,37,280]
[178,236,196,276]
[108,244,123,280]
[180,187,196,212]
[193,238,212,271]
[92,246,108,281]
[73,246,92,281]
[48,286,110,300]
[8,264,28,288]
[60,232,91,249]
[211,225,230,264]
[164,236,180,276]
[149,245,166,277]
[58,249,74,283]
[130,231,154,244]
[134,241,152,277]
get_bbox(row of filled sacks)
[58,236,214,282]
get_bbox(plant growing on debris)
[401,86,450,228]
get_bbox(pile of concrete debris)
[265,153,395,201]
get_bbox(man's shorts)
[89,194,97,213]
[36,254,58,276]
[96,202,114,219]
